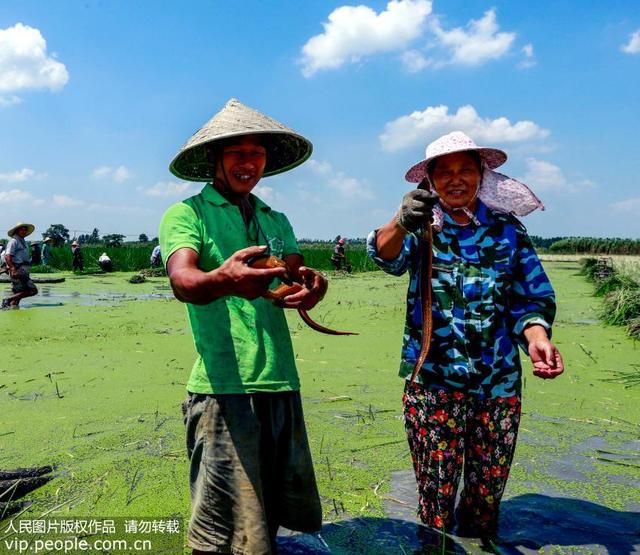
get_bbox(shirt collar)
[200,183,272,212]
[441,199,492,227]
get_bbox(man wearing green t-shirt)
[160,99,326,555]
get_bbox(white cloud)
[0,95,21,107]
[518,162,595,194]
[611,197,640,213]
[91,165,132,183]
[308,159,375,200]
[621,30,640,54]
[300,0,432,77]
[91,166,112,179]
[433,9,515,66]
[401,49,432,72]
[517,43,536,69]
[307,159,333,176]
[253,185,276,202]
[0,23,69,97]
[53,194,84,208]
[380,104,549,151]
[0,168,39,182]
[85,202,151,214]
[113,166,132,183]
[140,181,200,197]
[0,188,35,203]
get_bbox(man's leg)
[4,273,37,307]
[184,393,274,554]
[266,391,322,538]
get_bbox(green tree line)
[547,237,640,255]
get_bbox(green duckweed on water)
[1,262,638,553]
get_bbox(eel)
[248,255,357,336]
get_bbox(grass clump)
[600,288,640,326]
[594,274,639,297]
[627,318,640,341]
[29,264,57,274]
[579,257,599,281]
[128,273,147,284]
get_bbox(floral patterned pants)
[403,381,521,535]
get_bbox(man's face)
[215,135,267,196]
[16,227,29,238]
[431,152,481,209]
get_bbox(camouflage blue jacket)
[366,201,556,399]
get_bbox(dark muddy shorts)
[184,391,322,554]
[11,266,36,294]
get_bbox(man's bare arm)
[166,246,287,305]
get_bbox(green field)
[35,243,375,273]
[1,262,639,553]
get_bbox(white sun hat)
[406,131,544,220]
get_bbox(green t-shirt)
[159,184,301,394]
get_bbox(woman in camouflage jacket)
[367,132,564,542]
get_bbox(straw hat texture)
[7,222,35,238]
[170,98,313,181]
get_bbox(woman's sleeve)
[366,229,415,276]
[510,225,557,349]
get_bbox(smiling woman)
[428,150,482,220]
[367,130,563,544]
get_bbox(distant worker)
[2,223,38,310]
[42,237,53,266]
[0,242,7,275]
[331,237,347,271]
[98,252,113,272]
[31,242,42,266]
[150,244,162,268]
[71,241,84,272]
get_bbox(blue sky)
[1,0,639,241]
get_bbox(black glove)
[396,189,439,233]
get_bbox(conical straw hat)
[7,222,35,238]
[170,98,313,181]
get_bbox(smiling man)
[159,98,325,555]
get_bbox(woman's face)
[430,151,481,209]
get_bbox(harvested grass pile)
[601,288,640,326]
[579,257,599,281]
[128,274,147,284]
[627,318,640,341]
[581,257,640,341]
[594,274,639,297]
[140,268,167,277]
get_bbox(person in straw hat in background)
[367,131,564,546]
[159,98,326,554]
[41,236,53,266]
[2,223,38,310]
[71,240,84,272]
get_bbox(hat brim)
[405,147,507,183]
[169,131,313,182]
[7,223,35,238]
